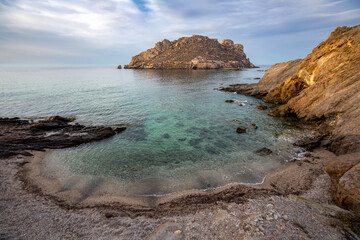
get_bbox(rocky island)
[124,35,255,69]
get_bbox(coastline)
[2,148,358,239]
[18,147,343,216]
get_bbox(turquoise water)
[0,67,307,196]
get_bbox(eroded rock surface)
[326,152,360,212]
[221,24,360,212]
[219,59,302,97]
[0,116,126,158]
[124,35,254,69]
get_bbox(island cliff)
[220,25,360,212]
[124,35,255,69]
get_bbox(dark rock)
[238,104,244,106]
[0,117,29,125]
[294,134,325,150]
[117,65,122,69]
[114,127,127,133]
[236,126,247,134]
[225,100,234,103]
[163,133,170,139]
[189,138,203,148]
[0,116,126,159]
[178,138,187,141]
[256,105,268,110]
[254,147,273,156]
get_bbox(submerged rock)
[225,100,234,103]
[250,123,258,129]
[254,148,273,156]
[124,35,255,69]
[236,126,247,133]
[256,105,268,110]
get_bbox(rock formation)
[220,24,360,211]
[220,59,302,97]
[0,116,126,159]
[124,35,255,69]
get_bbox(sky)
[0,0,359,66]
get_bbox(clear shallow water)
[0,67,307,196]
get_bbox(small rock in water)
[163,133,170,139]
[238,103,244,106]
[254,147,272,156]
[178,138,187,141]
[256,105,268,110]
[225,100,234,103]
[250,123,258,129]
[236,126,247,133]
[304,153,312,157]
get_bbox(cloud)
[0,0,359,65]
[0,43,80,57]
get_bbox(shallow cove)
[0,67,308,199]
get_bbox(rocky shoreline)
[1,25,360,239]
[220,25,360,214]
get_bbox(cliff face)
[221,25,360,212]
[266,25,360,155]
[124,35,255,69]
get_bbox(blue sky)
[0,0,359,66]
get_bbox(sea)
[0,66,309,196]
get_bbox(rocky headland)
[124,35,255,69]
[220,25,360,213]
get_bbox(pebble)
[282,215,289,221]
[174,230,182,235]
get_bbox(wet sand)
[17,148,353,216]
[1,148,358,239]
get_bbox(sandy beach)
[1,148,358,239]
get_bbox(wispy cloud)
[0,0,359,65]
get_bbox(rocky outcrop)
[266,25,360,156]
[220,59,302,97]
[0,116,126,159]
[220,25,360,212]
[221,25,360,155]
[326,153,360,212]
[124,35,255,69]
